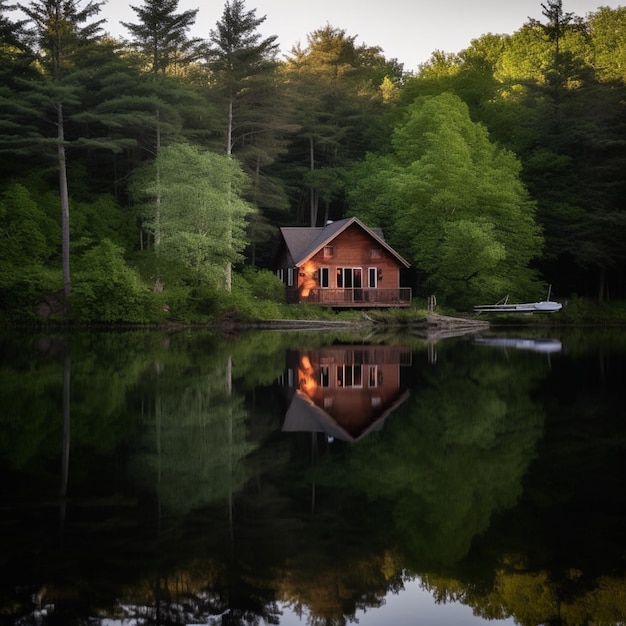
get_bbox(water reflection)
[280,344,411,441]
[474,335,563,353]
[0,329,625,625]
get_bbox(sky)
[98,0,623,70]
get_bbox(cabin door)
[338,267,362,302]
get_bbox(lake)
[1,326,625,625]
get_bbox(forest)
[1,0,625,322]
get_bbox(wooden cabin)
[274,217,412,307]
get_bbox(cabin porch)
[301,287,412,308]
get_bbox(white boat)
[474,288,562,315]
[473,299,562,314]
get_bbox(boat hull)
[473,301,562,314]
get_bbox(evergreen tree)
[15,0,106,296]
[121,0,204,76]
[283,25,401,226]
[206,0,294,266]
[206,0,279,156]
[528,0,587,113]
[0,0,29,49]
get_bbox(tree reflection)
[1,330,626,626]
[335,337,546,568]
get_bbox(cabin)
[274,217,412,307]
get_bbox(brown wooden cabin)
[280,344,412,442]
[274,217,412,307]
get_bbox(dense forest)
[1,0,625,321]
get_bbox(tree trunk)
[59,353,71,547]
[227,94,233,156]
[598,265,606,303]
[58,103,71,297]
[309,136,318,227]
[224,95,234,291]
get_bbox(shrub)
[0,264,63,320]
[240,266,285,302]
[71,239,150,323]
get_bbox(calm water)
[1,326,625,626]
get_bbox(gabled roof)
[279,217,410,268]
[282,389,411,442]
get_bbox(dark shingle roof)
[279,217,409,267]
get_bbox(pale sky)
[100,0,623,70]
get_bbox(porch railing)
[303,288,412,307]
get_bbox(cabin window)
[277,269,284,282]
[320,366,329,387]
[323,246,334,258]
[320,267,329,288]
[287,267,294,286]
[368,267,377,288]
[368,365,378,388]
[336,268,362,289]
[370,246,382,259]
[337,364,363,388]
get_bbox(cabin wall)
[274,247,300,303]
[298,226,401,298]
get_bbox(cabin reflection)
[279,345,412,442]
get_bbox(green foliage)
[0,182,58,264]
[588,6,626,82]
[0,264,62,319]
[121,0,203,75]
[348,93,543,309]
[2,3,626,318]
[433,219,507,304]
[557,295,626,326]
[240,266,285,302]
[282,24,399,226]
[72,193,136,253]
[132,142,255,287]
[0,181,65,319]
[71,239,151,322]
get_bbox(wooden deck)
[302,288,412,308]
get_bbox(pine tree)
[16,0,106,296]
[206,0,295,268]
[283,25,400,226]
[206,0,279,156]
[121,0,203,76]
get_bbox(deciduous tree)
[131,143,255,290]
[348,93,543,308]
